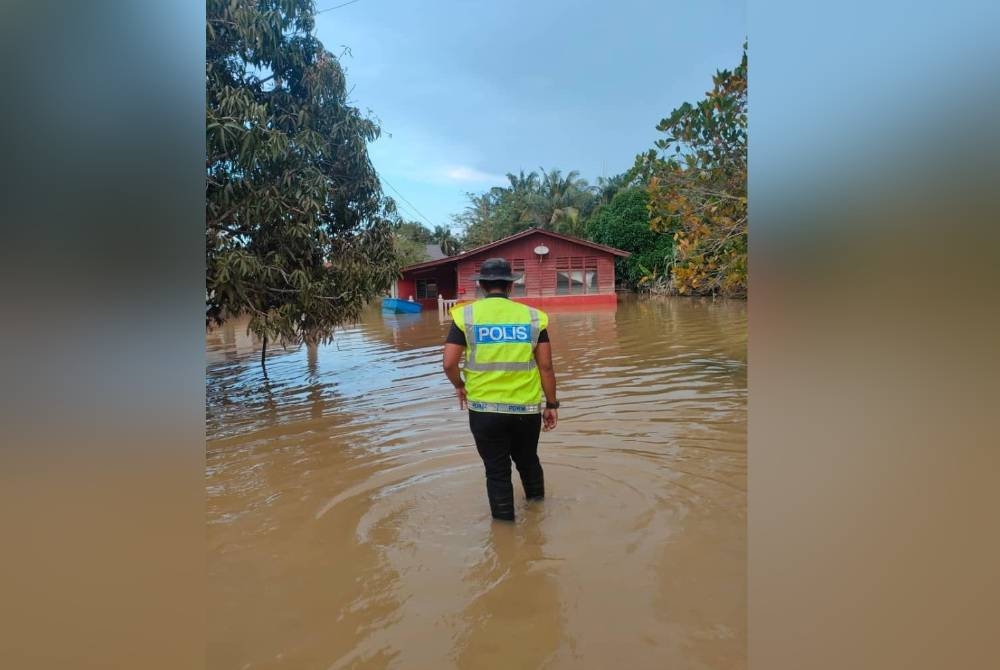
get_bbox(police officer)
[442,257,560,521]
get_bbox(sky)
[314,0,746,231]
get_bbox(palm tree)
[458,192,498,247]
[506,169,540,194]
[534,168,594,235]
[595,173,629,205]
[431,225,459,256]
[501,170,543,231]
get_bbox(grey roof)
[424,243,446,260]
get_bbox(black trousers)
[468,411,545,521]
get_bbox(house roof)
[400,228,631,272]
[424,243,446,261]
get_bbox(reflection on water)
[207,296,746,669]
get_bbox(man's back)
[451,297,548,409]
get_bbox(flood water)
[207,296,747,669]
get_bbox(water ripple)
[207,297,746,670]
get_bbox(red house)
[392,228,630,310]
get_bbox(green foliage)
[536,169,596,236]
[449,167,655,286]
[452,191,499,249]
[454,168,598,247]
[206,0,400,350]
[389,220,433,266]
[585,188,673,288]
[431,225,459,256]
[393,236,427,267]
[390,220,459,265]
[641,43,747,297]
[393,220,433,244]
[595,173,634,205]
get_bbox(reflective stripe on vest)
[467,401,544,414]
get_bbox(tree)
[452,191,499,248]
[431,225,459,256]
[393,235,427,267]
[390,220,432,266]
[505,169,540,196]
[594,173,632,205]
[206,0,401,370]
[534,168,595,236]
[496,170,543,232]
[452,166,599,247]
[393,220,434,244]
[586,188,673,289]
[642,44,747,297]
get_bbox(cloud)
[441,165,506,185]
[369,131,505,188]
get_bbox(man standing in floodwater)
[442,257,560,521]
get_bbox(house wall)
[456,232,618,305]
[396,277,415,301]
[397,266,457,309]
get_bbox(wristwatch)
[545,400,560,409]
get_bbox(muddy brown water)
[207,296,746,669]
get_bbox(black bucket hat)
[470,257,522,282]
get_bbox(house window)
[415,278,437,299]
[512,259,526,296]
[556,257,599,295]
[472,263,485,298]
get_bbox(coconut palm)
[499,170,543,230]
[432,225,459,256]
[506,169,540,194]
[534,168,595,235]
[456,191,499,247]
[595,173,630,205]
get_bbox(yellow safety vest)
[451,298,549,413]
